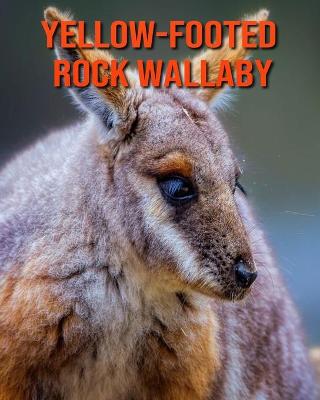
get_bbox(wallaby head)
[44,7,269,301]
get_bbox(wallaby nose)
[234,260,257,289]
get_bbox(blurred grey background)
[0,0,319,343]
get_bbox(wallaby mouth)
[223,283,255,301]
[191,253,258,301]
[191,263,257,301]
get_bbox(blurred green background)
[0,0,319,343]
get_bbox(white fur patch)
[255,391,267,400]
[211,86,237,112]
[182,106,194,123]
[224,316,248,400]
[141,186,202,284]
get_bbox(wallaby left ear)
[44,7,139,136]
[189,9,269,107]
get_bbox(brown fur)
[0,6,315,400]
[145,151,193,178]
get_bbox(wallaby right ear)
[188,9,269,108]
[44,7,138,135]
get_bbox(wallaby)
[0,7,316,400]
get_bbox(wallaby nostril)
[234,260,257,289]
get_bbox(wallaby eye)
[158,176,196,206]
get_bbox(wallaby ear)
[189,9,269,107]
[44,7,138,134]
